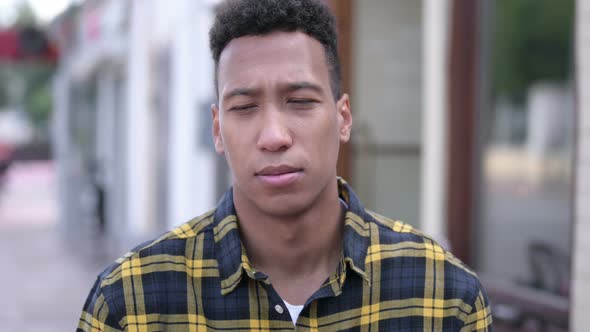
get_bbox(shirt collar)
[213,177,372,295]
[339,178,372,284]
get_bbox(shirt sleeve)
[76,277,123,332]
[461,286,493,332]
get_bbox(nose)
[256,109,293,152]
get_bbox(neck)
[234,178,344,278]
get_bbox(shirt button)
[274,304,284,314]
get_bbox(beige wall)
[351,0,423,227]
[571,0,590,330]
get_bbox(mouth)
[256,165,302,176]
[255,165,303,187]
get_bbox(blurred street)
[0,161,114,332]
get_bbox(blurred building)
[51,0,225,244]
[50,0,587,330]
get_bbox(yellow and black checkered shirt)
[78,179,492,331]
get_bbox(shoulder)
[366,209,485,297]
[365,210,492,326]
[95,209,217,291]
[78,210,218,329]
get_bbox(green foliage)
[0,78,7,106]
[25,65,53,126]
[493,0,574,101]
[0,63,55,127]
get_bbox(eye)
[229,104,257,112]
[288,99,318,109]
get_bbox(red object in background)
[0,29,20,59]
[0,142,14,161]
[0,28,58,63]
[0,142,14,178]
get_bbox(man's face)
[212,31,352,218]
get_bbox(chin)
[256,196,313,219]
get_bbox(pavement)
[0,161,116,332]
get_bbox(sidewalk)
[0,161,116,332]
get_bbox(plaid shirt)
[78,179,492,331]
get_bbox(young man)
[78,0,492,330]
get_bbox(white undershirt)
[283,300,304,325]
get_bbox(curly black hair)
[209,0,341,100]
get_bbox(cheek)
[320,113,342,143]
[306,114,341,156]
[221,125,251,171]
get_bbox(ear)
[211,104,225,154]
[336,93,352,143]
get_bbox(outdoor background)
[0,0,587,331]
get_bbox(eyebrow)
[222,87,260,101]
[284,81,324,94]
[222,81,324,101]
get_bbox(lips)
[256,165,302,176]
[255,165,303,187]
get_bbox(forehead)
[217,31,331,96]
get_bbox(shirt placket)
[253,272,299,329]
